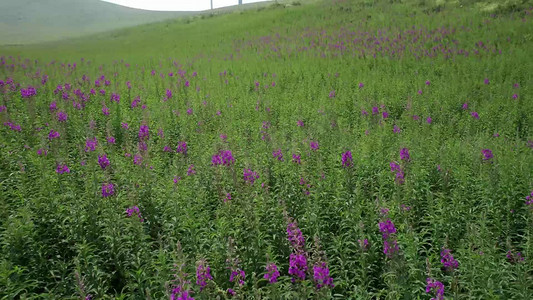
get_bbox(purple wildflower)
[101,182,114,197]
[462,102,469,110]
[425,80,431,86]
[49,101,57,111]
[243,168,259,185]
[400,148,410,161]
[372,106,379,115]
[379,219,399,258]
[102,106,110,116]
[512,94,518,99]
[310,141,319,151]
[481,149,493,161]
[297,120,304,127]
[272,149,284,161]
[121,122,129,129]
[264,263,280,284]
[287,222,305,251]
[440,248,459,271]
[110,93,120,103]
[426,116,432,124]
[187,164,196,176]
[288,253,307,282]
[133,154,143,165]
[106,136,116,144]
[37,148,48,156]
[229,269,245,286]
[98,154,110,169]
[212,150,235,166]
[507,250,525,264]
[175,141,187,155]
[126,205,144,222]
[48,130,60,140]
[358,239,369,251]
[393,125,401,133]
[56,111,68,122]
[359,82,364,88]
[382,111,389,119]
[20,86,36,98]
[85,138,98,152]
[341,151,352,168]
[131,96,140,108]
[138,124,149,141]
[484,78,490,85]
[313,262,334,289]
[426,278,445,300]
[56,163,70,174]
[292,154,301,164]
[329,90,335,98]
[389,161,405,184]
[525,190,533,207]
[196,259,213,291]
[471,111,480,119]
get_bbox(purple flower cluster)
[440,248,459,271]
[126,206,144,222]
[400,148,410,161]
[196,259,213,290]
[133,154,143,166]
[48,130,60,140]
[243,168,259,185]
[341,150,352,168]
[264,263,280,284]
[98,154,110,169]
[526,190,533,207]
[20,86,36,98]
[310,141,319,151]
[292,154,301,164]
[313,262,334,289]
[187,164,196,176]
[85,137,98,152]
[138,124,149,141]
[506,250,525,264]
[272,149,283,161]
[426,278,444,300]
[229,268,245,286]
[289,253,307,282]
[110,93,120,103]
[481,149,493,161]
[379,219,399,258]
[170,287,194,300]
[3,121,21,131]
[56,111,68,122]
[212,150,235,166]
[176,141,188,155]
[389,161,405,184]
[287,222,305,251]
[56,163,70,174]
[101,182,114,197]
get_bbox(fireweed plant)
[0,0,532,298]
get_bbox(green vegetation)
[0,0,532,299]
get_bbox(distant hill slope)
[0,0,194,45]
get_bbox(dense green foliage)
[1,0,532,298]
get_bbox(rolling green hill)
[0,0,195,45]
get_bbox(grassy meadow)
[1,0,533,299]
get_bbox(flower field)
[0,0,532,298]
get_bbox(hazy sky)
[101,0,269,11]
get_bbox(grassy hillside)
[0,0,195,45]
[1,0,532,299]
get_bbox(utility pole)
[211,0,213,10]
[238,0,242,5]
